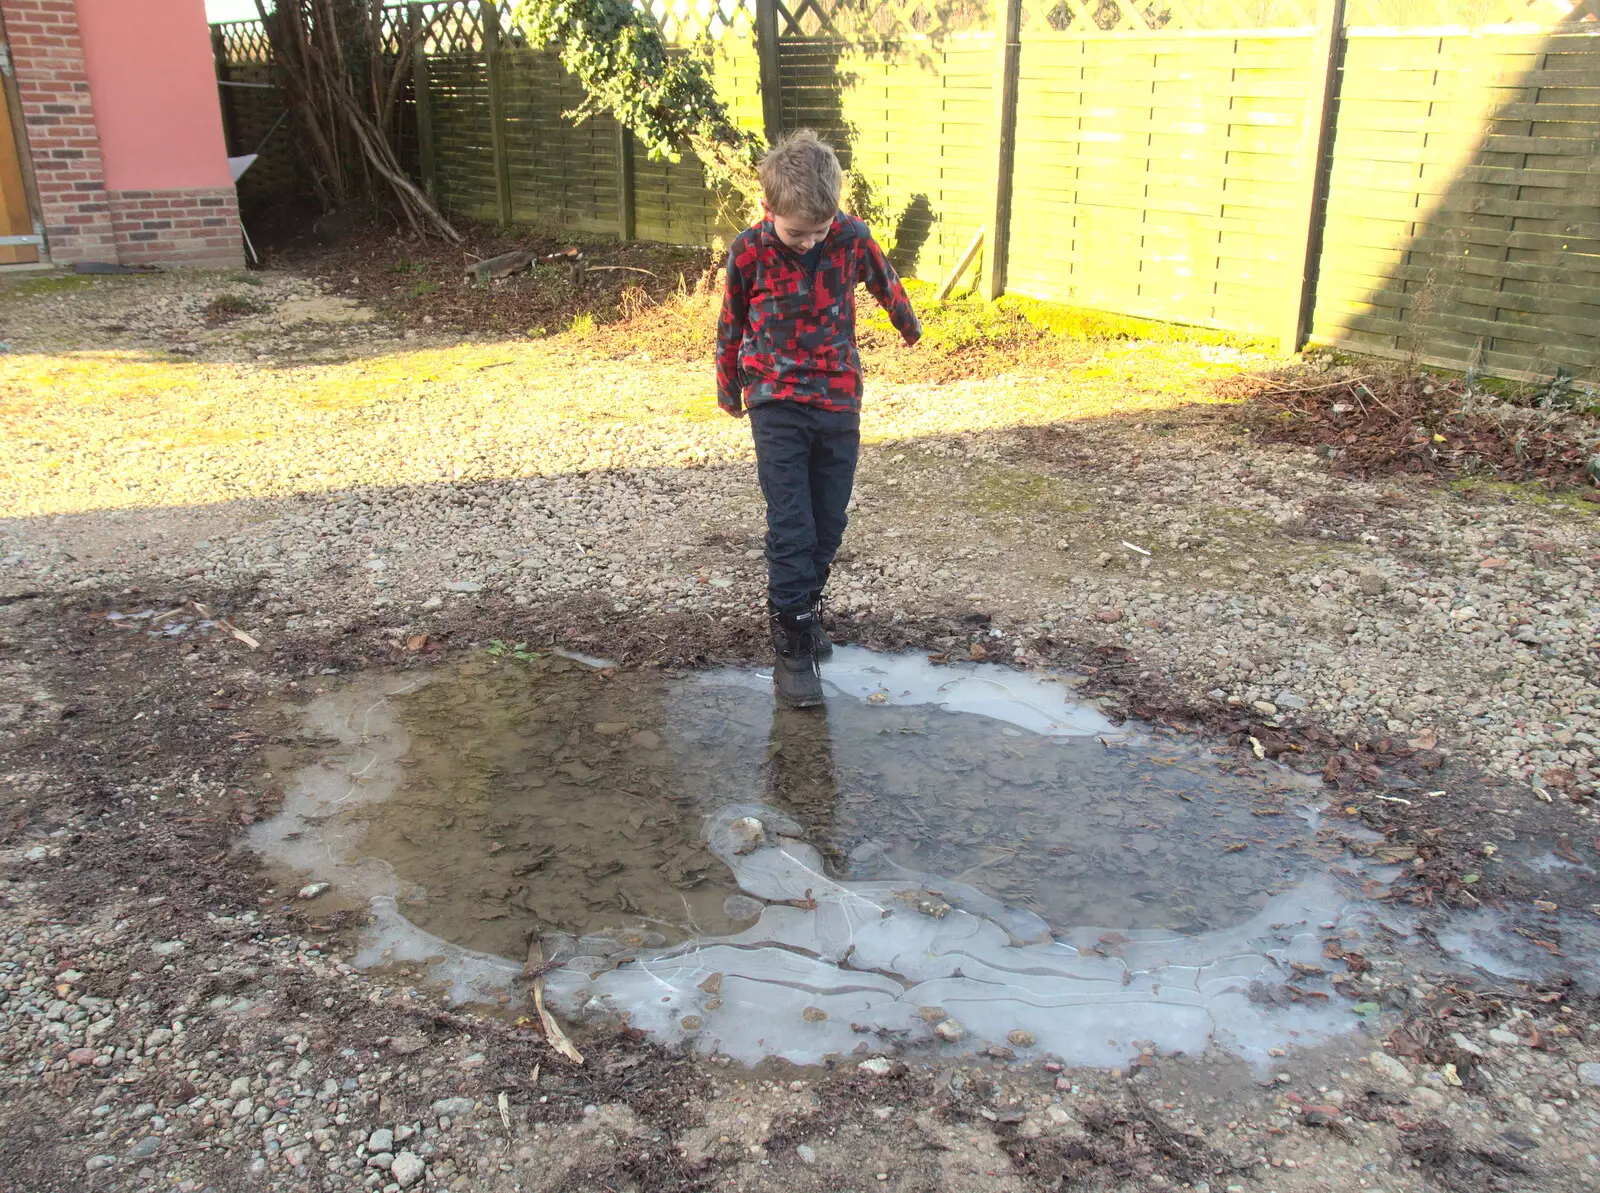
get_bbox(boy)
[717,130,922,708]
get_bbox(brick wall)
[106,187,243,267]
[1,0,242,268]
[1,0,116,264]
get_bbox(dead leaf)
[525,940,583,1065]
[968,643,988,661]
[1554,836,1582,865]
[406,633,429,652]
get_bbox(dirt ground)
[1,255,1598,1193]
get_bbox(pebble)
[430,1096,475,1117]
[1489,1029,1521,1047]
[933,1018,966,1043]
[728,816,766,853]
[368,1128,394,1153]
[858,1057,896,1077]
[129,1136,161,1158]
[796,1143,817,1165]
[297,882,332,900]
[1369,1051,1412,1086]
[391,1150,426,1188]
[1578,1062,1600,1088]
[1412,1086,1447,1110]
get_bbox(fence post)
[754,0,783,143]
[482,0,514,226]
[211,26,240,156]
[409,3,438,201]
[1280,0,1346,355]
[616,124,636,241]
[980,0,1022,302]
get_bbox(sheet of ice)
[1434,908,1600,992]
[356,896,523,1007]
[245,673,423,901]
[243,673,526,1006]
[551,647,619,670]
[546,801,1369,1069]
[700,646,1118,739]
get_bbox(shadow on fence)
[1310,21,1600,382]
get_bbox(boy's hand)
[719,396,745,418]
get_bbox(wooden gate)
[0,26,42,266]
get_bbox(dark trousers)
[748,400,860,614]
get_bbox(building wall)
[0,0,116,263]
[0,0,241,267]
[76,0,232,192]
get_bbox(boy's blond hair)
[758,129,842,223]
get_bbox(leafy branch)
[510,0,765,221]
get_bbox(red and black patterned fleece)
[717,212,922,416]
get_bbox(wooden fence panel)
[429,51,499,221]
[1005,34,1317,335]
[777,37,997,280]
[1310,30,1600,376]
[501,47,622,234]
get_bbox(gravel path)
[2,268,1599,1193]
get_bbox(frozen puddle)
[251,647,1407,1068]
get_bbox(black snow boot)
[770,608,825,708]
[808,598,834,660]
[808,571,834,660]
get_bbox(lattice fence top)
[773,0,994,38]
[212,0,1600,67]
[1344,0,1598,25]
[647,0,758,42]
[214,19,274,64]
[428,0,489,52]
[1016,0,1319,34]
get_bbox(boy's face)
[771,212,835,254]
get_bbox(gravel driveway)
[2,268,1598,1193]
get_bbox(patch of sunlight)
[0,274,93,298]
[1448,479,1599,516]
[0,330,1259,520]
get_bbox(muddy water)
[250,648,1382,1065]
[279,650,1325,962]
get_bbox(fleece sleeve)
[715,250,749,416]
[860,234,922,346]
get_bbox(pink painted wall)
[75,0,233,191]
